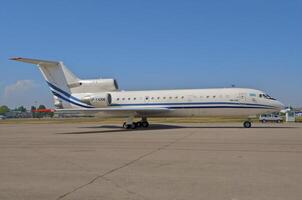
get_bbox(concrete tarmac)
[0,122,302,200]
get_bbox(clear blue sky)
[0,0,301,108]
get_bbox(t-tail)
[10,57,119,109]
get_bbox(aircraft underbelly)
[91,107,273,118]
[145,108,271,117]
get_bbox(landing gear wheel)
[243,121,252,128]
[136,122,142,128]
[123,122,135,129]
[123,122,127,129]
[142,121,149,128]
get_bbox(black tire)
[126,125,132,129]
[243,121,252,128]
[136,122,142,127]
[142,121,149,128]
[132,122,138,129]
[123,122,134,129]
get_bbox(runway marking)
[56,131,195,200]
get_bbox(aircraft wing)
[55,107,173,116]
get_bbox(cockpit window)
[260,93,276,100]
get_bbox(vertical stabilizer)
[10,57,93,109]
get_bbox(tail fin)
[10,57,92,109]
[10,57,79,87]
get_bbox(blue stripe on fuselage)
[46,81,275,110]
[46,81,85,103]
[52,90,274,110]
[168,106,273,109]
[110,102,275,108]
[47,81,94,108]
[51,91,94,108]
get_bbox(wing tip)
[10,57,23,61]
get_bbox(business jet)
[11,57,284,129]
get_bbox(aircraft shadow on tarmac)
[56,124,297,135]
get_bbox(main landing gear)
[243,121,252,128]
[123,117,149,129]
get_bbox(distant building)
[5,111,32,118]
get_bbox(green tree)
[15,106,26,112]
[0,105,10,115]
[38,105,46,110]
[31,106,37,118]
[37,105,47,118]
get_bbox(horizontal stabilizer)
[10,57,80,109]
[10,57,60,66]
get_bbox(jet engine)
[81,93,112,107]
[69,79,119,93]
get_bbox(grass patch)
[296,116,302,123]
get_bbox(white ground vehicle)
[259,114,283,123]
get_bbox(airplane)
[10,57,285,129]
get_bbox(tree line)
[0,105,54,118]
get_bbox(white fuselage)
[11,57,285,123]
[73,88,284,118]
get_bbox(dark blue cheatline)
[110,102,276,109]
[51,91,94,108]
[46,82,276,110]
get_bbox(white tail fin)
[10,57,93,108]
[10,57,79,87]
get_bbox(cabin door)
[238,93,247,103]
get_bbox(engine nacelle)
[69,79,119,93]
[81,93,112,107]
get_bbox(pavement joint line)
[56,131,195,200]
[39,150,149,199]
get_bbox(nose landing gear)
[243,121,252,128]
